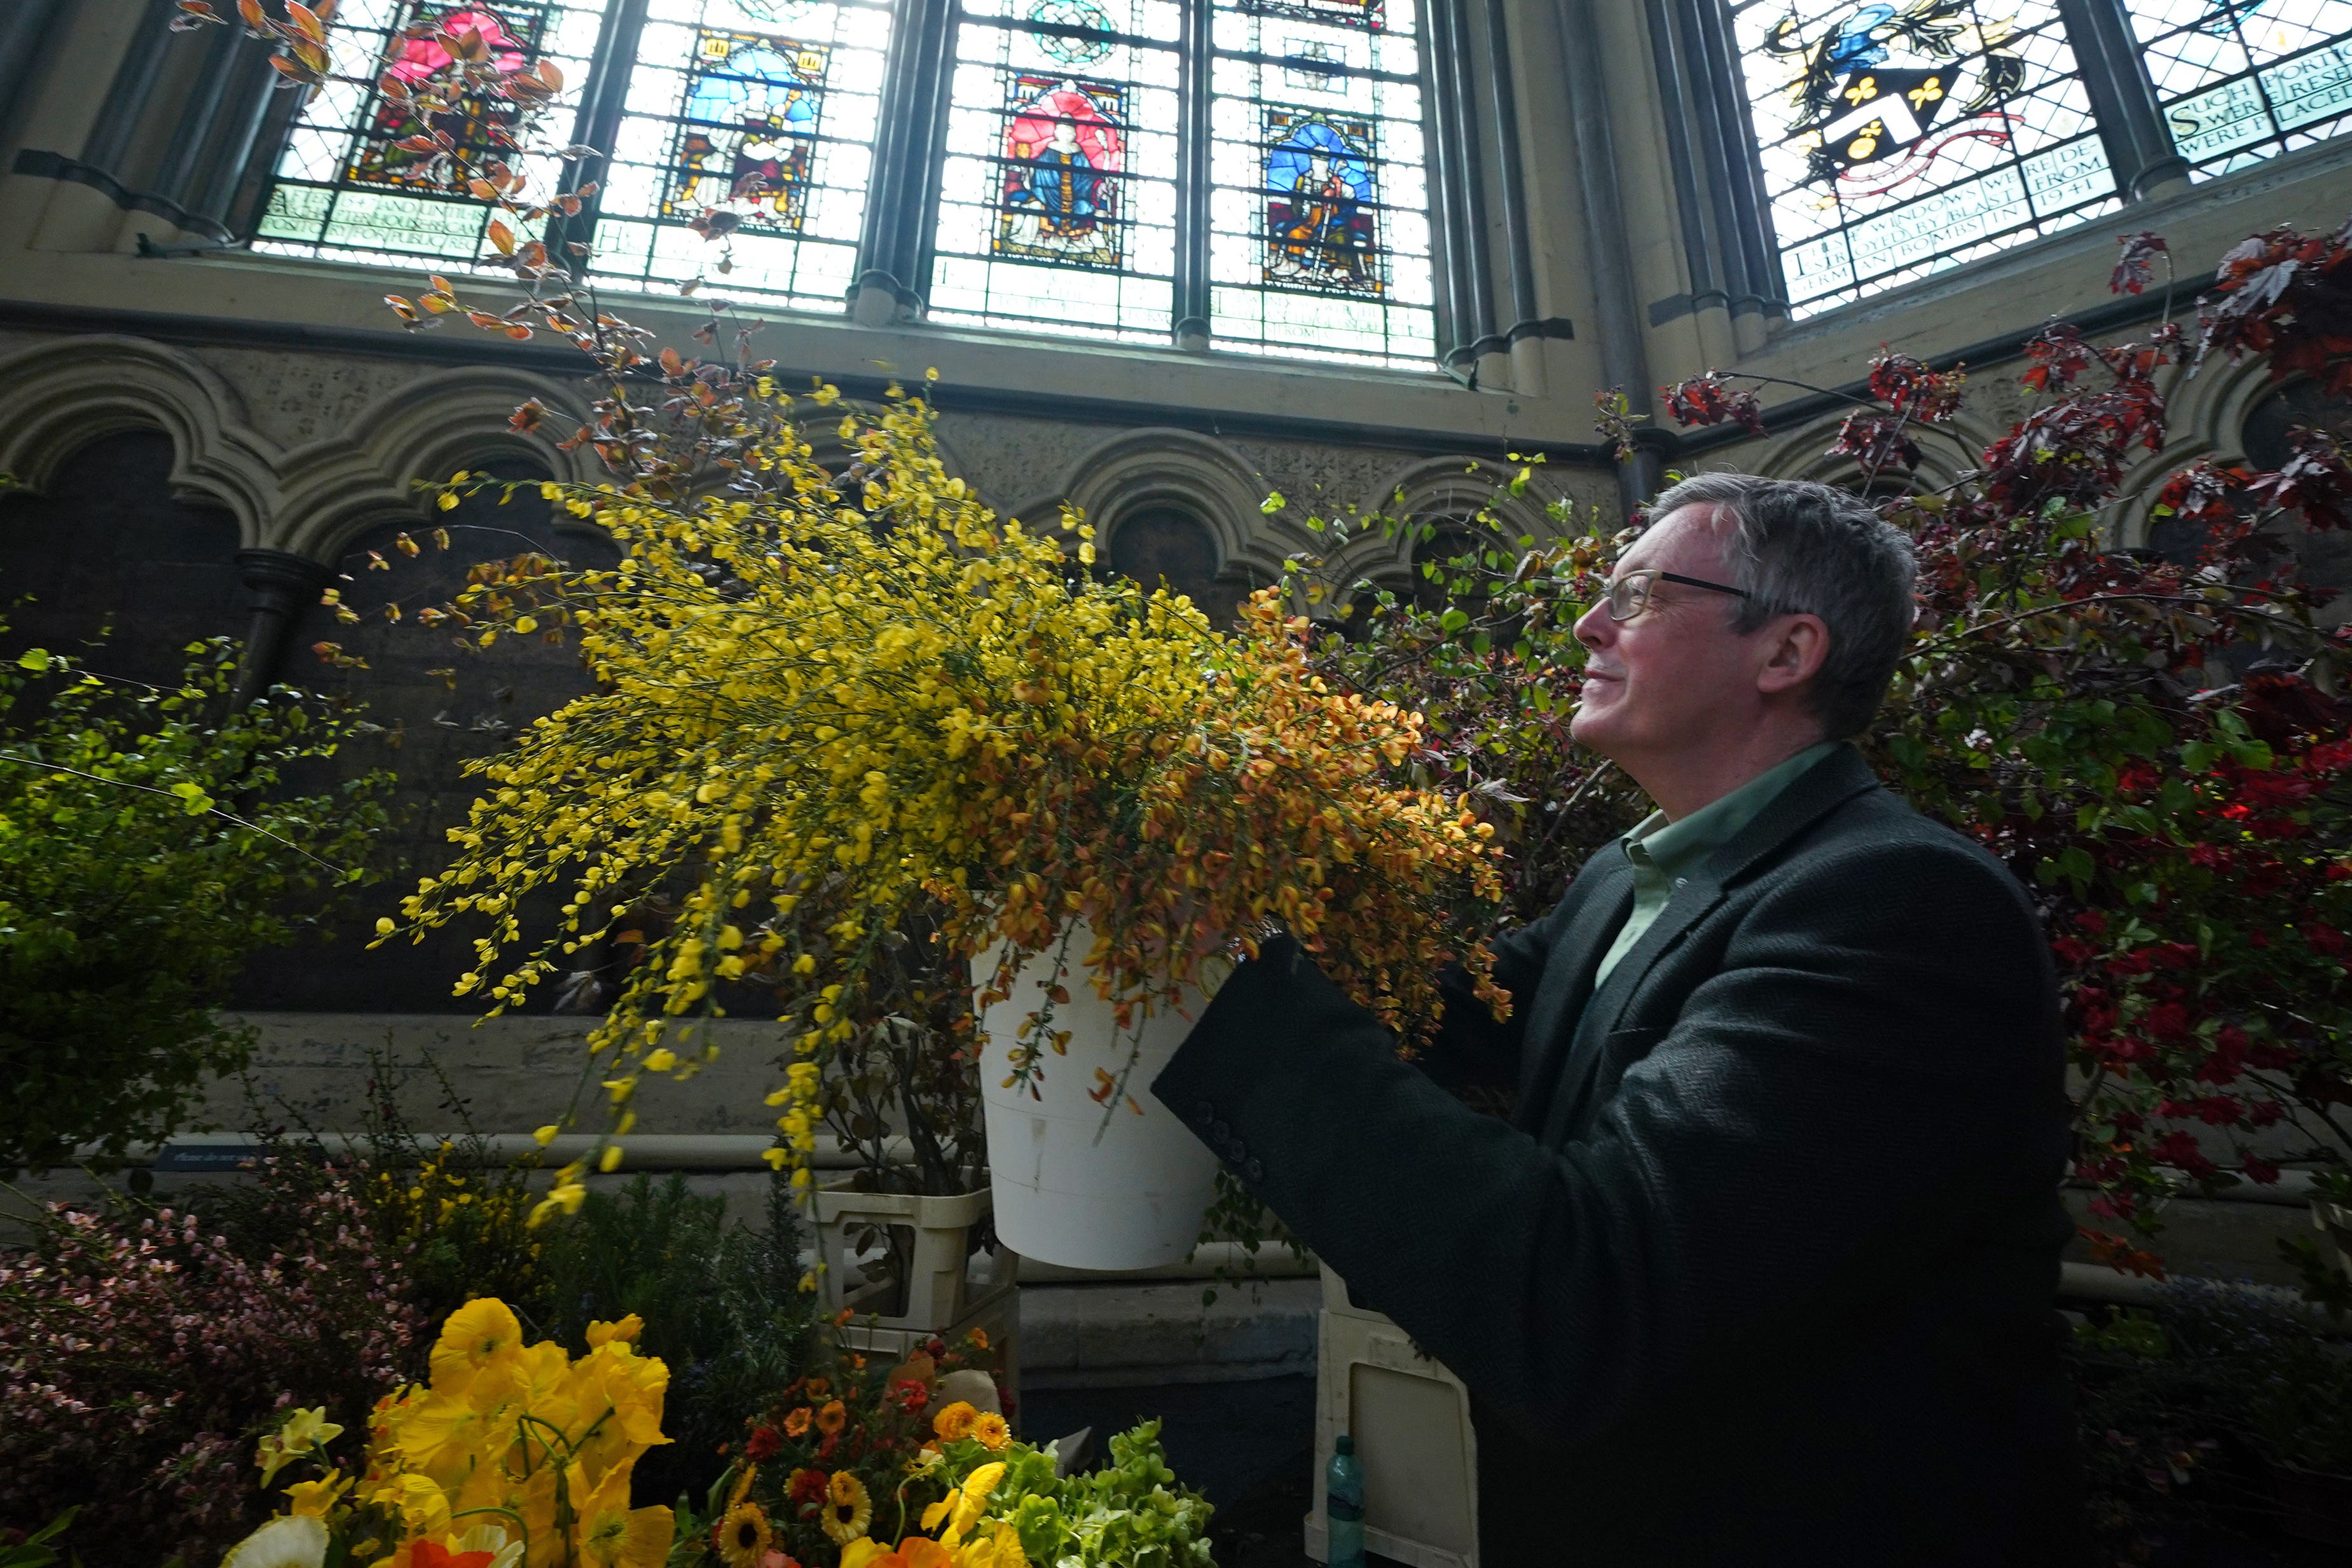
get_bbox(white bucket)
[974,925,1222,1270]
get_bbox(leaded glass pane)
[1205,0,1433,365]
[256,2,610,268]
[1730,0,2117,318]
[925,0,1183,342]
[2128,0,2352,176]
[583,0,891,307]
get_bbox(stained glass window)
[1730,0,2119,317]
[926,0,1183,341]
[256,1,612,266]
[1206,0,1433,364]
[2130,1,2352,175]
[584,0,892,306]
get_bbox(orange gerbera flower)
[783,1406,812,1438]
[968,1329,989,1351]
[970,1413,1011,1452]
[815,1400,847,1436]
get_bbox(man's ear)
[1756,613,1830,697]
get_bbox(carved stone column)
[230,547,331,708]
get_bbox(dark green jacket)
[1153,745,2077,1565]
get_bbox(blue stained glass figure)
[664,32,828,231]
[1263,111,1380,294]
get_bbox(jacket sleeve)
[1415,890,1572,1091]
[1151,834,2064,1448]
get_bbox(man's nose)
[1573,595,1613,649]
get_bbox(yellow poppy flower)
[821,1471,874,1544]
[575,1464,674,1568]
[585,1314,643,1347]
[281,1469,352,1518]
[920,1462,1005,1548]
[714,1502,772,1568]
[430,1299,525,1394]
[953,1520,1028,1568]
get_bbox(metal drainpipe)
[1641,0,1720,317]
[152,20,246,210]
[191,30,285,228]
[2056,0,2190,200]
[81,0,180,179]
[1553,0,1661,514]
[0,0,67,143]
[229,549,332,711]
[1481,0,1544,395]
[1439,0,1496,364]
[1173,0,1214,350]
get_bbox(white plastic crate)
[811,1184,1022,1403]
[809,1184,1012,1330]
[1303,1265,1478,1568]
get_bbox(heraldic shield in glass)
[1262,110,1381,294]
[996,75,1129,268]
[659,31,832,233]
[257,0,610,266]
[1731,0,2119,315]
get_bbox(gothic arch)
[1023,427,1289,582]
[2110,353,2282,549]
[0,335,279,545]
[1316,454,1556,599]
[1741,410,1981,495]
[273,366,606,561]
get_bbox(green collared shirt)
[1592,742,1840,986]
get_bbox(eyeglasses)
[1597,568,1752,622]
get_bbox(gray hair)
[1648,473,1918,739]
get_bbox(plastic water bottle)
[1326,1433,1366,1568]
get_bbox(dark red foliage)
[1978,375,2167,512]
[1659,371,1768,436]
[2197,218,2352,397]
[1867,349,1965,422]
[1827,411,1923,474]
[2111,231,2169,296]
[2243,426,2352,532]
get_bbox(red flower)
[2242,1155,2281,1185]
[2149,1131,2217,1179]
[787,1468,827,1510]
[411,1545,495,1568]
[745,1422,783,1462]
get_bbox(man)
[1154,476,2076,1564]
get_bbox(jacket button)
[1244,1157,1265,1182]
[1211,1120,1230,1144]
[1228,1138,1249,1164]
[1195,1101,1215,1126]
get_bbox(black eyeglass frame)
[1599,568,1753,622]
